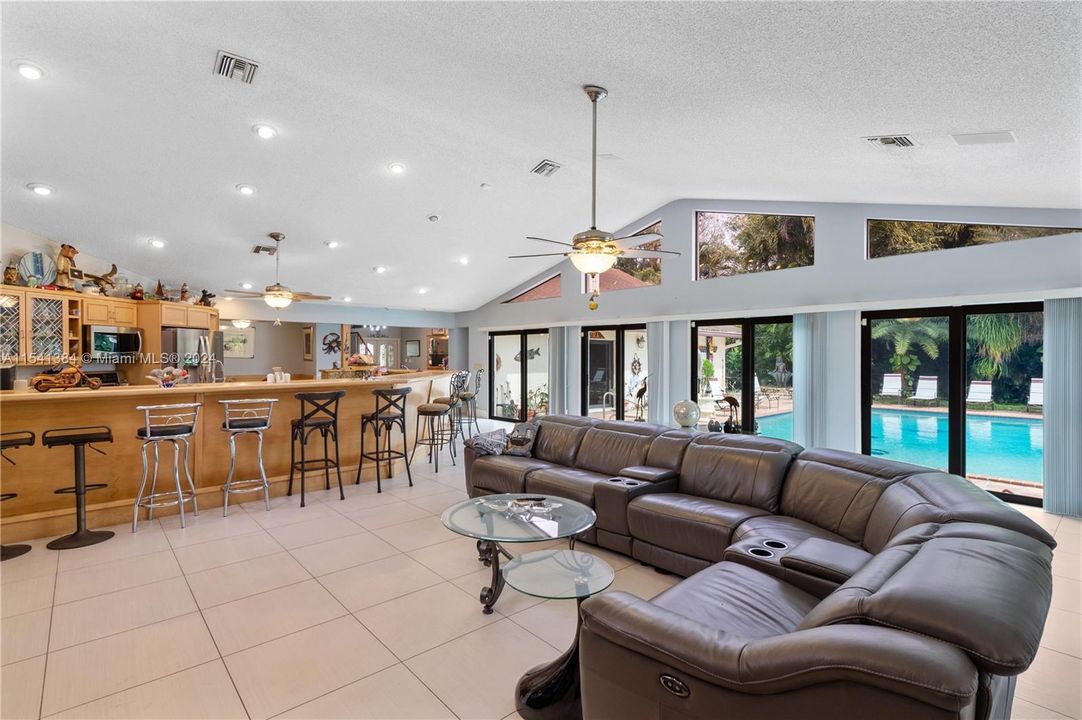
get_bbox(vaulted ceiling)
[3,1,1078,311]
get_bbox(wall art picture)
[222,327,256,358]
[405,339,421,357]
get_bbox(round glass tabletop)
[441,493,596,542]
[502,549,614,600]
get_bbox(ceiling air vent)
[530,159,562,177]
[251,244,277,256]
[214,50,259,84]
[864,134,917,148]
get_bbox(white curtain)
[792,311,861,451]
[647,321,670,425]
[1044,297,1082,517]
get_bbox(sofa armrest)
[779,538,873,583]
[594,477,678,536]
[619,465,678,483]
[581,591,977,711]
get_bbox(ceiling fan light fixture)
[570,252,618,275]
[230,319,252,329]
[263,291,292,309]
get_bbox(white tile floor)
[1,454,1079,719]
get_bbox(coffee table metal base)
[477,540,513,614]
[515,597,585,720]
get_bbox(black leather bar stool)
[220,398,277,516]
[1,430,35,561]
[411,402,455,473]
[133,403,201,532]
[458,369,483,438]
[357,387,413,493]
[289,390,346,507]
[42,426,114,550]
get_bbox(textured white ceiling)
[3,1,1079,312]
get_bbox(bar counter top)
[0,370,456,542]
[0,370,448,403]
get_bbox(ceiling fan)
[509,85,680,309]
[226,232,331,322]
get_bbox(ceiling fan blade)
[224,290,266,297]
[292,292,333,301]
[508,252,570,259]
[526,236,573,247]
[619,248,682,258]
[612,232,664,250]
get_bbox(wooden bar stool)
[411,402,455,473]
[220,398,277,516]
[288,390,346,507]
[0,430,35,561]
[42,425,114,549]
[357,387,413,493]
[133,403,201,532]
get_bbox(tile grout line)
[34,542,61,720]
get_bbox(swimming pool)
[755,409,1043,484]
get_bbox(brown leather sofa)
[463,415,1056,719]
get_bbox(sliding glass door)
[489,330,549,422]
[691,317,794,439]
[581,325,647,420]
[862,303,1043,504]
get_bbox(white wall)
[223,321,315,378]
[455,198,1082,422]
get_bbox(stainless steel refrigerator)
[161,327,224,383]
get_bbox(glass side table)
[441,493,596,613]
[504,549,615,720]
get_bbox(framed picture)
[222,327,256,358]
[405,340,421,357]
[302,326,314,361]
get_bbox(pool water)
[755,409,1043,484]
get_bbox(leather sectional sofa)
[463,415,1056,720]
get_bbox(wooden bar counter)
[0,371,454,542]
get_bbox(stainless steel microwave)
[85,325,142,361]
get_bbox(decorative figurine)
[153,280,167,299]
[130,283,145,300]
[55,244,79,290]
[3,262,19,286]
[179,283,190,302]
[197,289,215,307]
[30,362,102,392]
[84,264,118,293]
[322,332,342,355]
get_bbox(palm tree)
[967,312,1042,379]
[871,317,948,392]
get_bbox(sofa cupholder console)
[747,546,775,558]
[762,539,788,550]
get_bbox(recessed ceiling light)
[27,183,54,196]
[427,214,440,223]
[324,240,340,249]
[417,288,429,295]
[252,124,277,140]
[480,183,493,191]
[342,296,352,302]
[224,296,234,301]
[458,257,469,265]
[373,266,387,274]
[240,282,253,290]
[235,184,257,195]
[149,239,166,249]
[17,63,44,80]
[388,162,406,174]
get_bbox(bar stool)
[411,402,456,472]
[220,398,277,516]
[434,371,469,447]
[1,430,35,561]
[42,426,114,549]
[357,387,413,493]
[133,403,201,533]
[459,368,483,438]
[288,390,346,508]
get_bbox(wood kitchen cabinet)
[0,288,25,363]
[82,297,137,327]
[24,290,71,364]
[159,304,189,327]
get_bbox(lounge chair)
[907,375,939,406]
[754,375,778,409]
[880,373,903,399]
[966,380,994,409]
[1027,378,1043,413]
[708,378,723,397]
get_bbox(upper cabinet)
[155,302,218,330]
[25,291,74,364]
[82,297,137,327]
[0,288,24,363]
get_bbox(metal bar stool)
[42,425,114,549]
[358,387,413,493]
[411,402,455,473]
[1,430,35,561]
[220,398,277,516]
[133,403,201,532]
[458,368,484,438]
[288,390,346,508]
[433,370,470,451]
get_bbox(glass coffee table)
[505,548,615,720]
[441,493,596,614]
